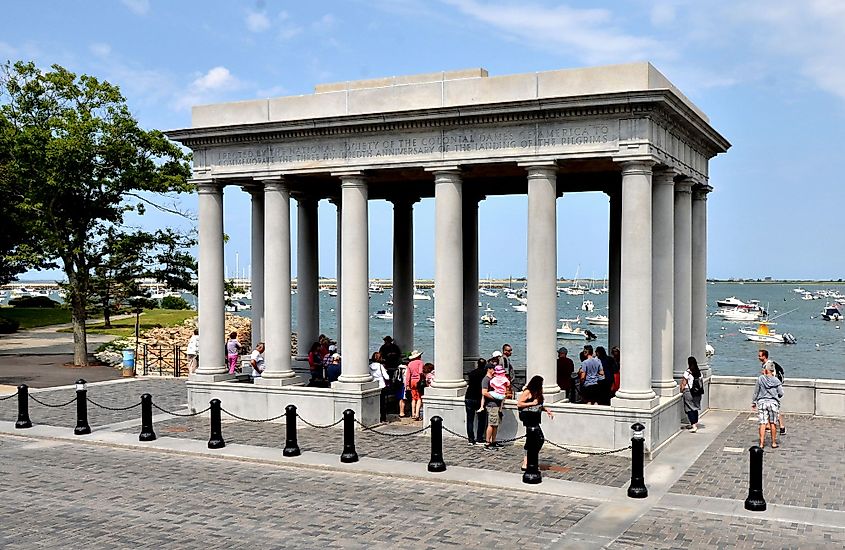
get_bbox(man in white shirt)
[186,329,199,374]
[250,342,265,379]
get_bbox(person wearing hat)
[326,353,342,383]
[556,347,575,402]
[378,335,401,373]
[404,350,425,420]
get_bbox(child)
[479,365,511,412]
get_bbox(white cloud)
[89,43,111,57]
[172,66,244,111]
[192,66,238,92]
[121,0,150,16]
[441,0,668,65]
[245,10,271,32]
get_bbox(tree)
[0,61,192,365]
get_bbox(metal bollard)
[427,416,446,472]
[522,426,542,484]
[283,405,301,457]
[138,394,156,442]
[627,422,648,498]
[744,445,767,511]
[74,379,91,435]
[207,399,225,449]
[340,409,358,463]
[15,384,32,429]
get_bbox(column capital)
[674,178,694,195]
[523,164,558,180]
[652,168,678,186]
[194,179,222,194]
[241,183,265,196]
[618,159,656,176]
[291,190,320,203]
[389,195,420,207]
[336,173,367,188]
[263,178,290,193]
[692,183,713,201]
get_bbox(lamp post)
[627,422,648,498]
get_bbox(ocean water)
[298,282,845,381]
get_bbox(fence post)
[340,409,358,463]
[143,343,149,376]
[283,405,301,457]
[522,426,542,484]
[15,384,32,429]
[427,416,446,472]
[173,345,180,377]
[744,445,767,511]
[74,379,91,435]
[627,422,647,498]
[208,398,225,449]
[139,393,156,441]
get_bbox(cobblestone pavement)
[0,434,596,549]
[0,378,187,428]
[135,414,634,487]
[670,414,845,511]
[610,506,845,549]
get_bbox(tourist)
[226,331,241,375]
[379,335,402,374]
[556,347,575,402]
[758,349,786,434]
[405,350,425,420]
[307,342,324,381]
[501,343,515,389]
[680,356,703,432]
[578,345,604,405]
[395,358,409,418]
[481,357,505,450]
[186,329,199,374]
[517,375,554,470]
[595,346,618,405]
[464,359,491,445]
[751,361,783,448]
[478,364,510,412]
[611,346,621,369]
[323,344,337,370]
[326,353,342,383]
[423,362,435,386]
[249,342,265,379]
[369,351,390,422]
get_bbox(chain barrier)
[443,424,526,444]
[86,397,142,412]
[151,402,211,417]
[295,414,343,429]
[545,439,632,456]
[220,407,287,423]
[353,418,430,437]
[29,393,77,408]
[0,390,18,401]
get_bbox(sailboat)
[480,304,498,325]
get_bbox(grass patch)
[0,307,72,329]
[80,309,197,336]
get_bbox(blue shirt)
[579,357,604,386]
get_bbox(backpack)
[773,361,784,383]
[690,377,704,396]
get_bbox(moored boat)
[739,321,796,344]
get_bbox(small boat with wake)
[739,321,796,344]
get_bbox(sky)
[4,0,845,281]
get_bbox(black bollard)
[74,379,91,435]
[207,399,225,449]
[15,384,32,429]
[138,394,156,442]
[627,422,648,498]
[522,425,543,484]
[427,416,446,472]
[340,409,358,463]
[283,405,301,457]
[744,446,767,511]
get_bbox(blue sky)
[5,0,845,281]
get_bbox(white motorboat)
[581,299,595,312]
[413,287,431,300]
[559,315,581,323]
[480,304,497,325]
[512,303,527,313]
[479,287,499,298]
[585,314,609,326]
[368,282,385,294]
[328,289,338,297]
[739,321,796,344]
[705,343,715,357]
[821,303,843,322]
[225,300,251,312]
[556,321,596,340]
[372,309,393,320]
[714,307,762,322]
[792,287,807,294]
[801,292,820,301]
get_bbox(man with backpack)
[758,349,786,434]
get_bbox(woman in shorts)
[751,362,784,448]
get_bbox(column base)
[189,372,235,383]
[426,383,468,398]
[254,374,303,387]
[332,379,379,391]
[611,392,660,409]
[652,381,679,397]
[542,389,567,403]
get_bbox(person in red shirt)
[404,350,425,420]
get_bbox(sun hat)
[490,350,503,358]
[331,353,341,360]
[328,344,337,352]
[493,365,506,375]
[408,350,423,360]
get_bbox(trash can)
[122,349,136,377]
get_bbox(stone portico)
[167,62,729,453]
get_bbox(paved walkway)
[0,379,843,548]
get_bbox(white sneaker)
[690,426,698,433]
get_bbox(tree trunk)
[103,291,112,328]
[71,297,89,367]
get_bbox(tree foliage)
[0,61,192,365]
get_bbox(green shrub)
[8,296,60,308]
[159,295,190,310]
[0,316,20,333]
